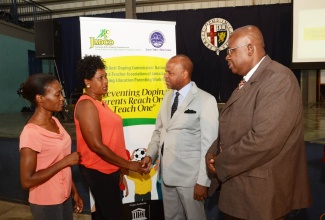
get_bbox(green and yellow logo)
[89,29,114,48]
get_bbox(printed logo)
[131,208,147,220]
[97,29,110,39]
[149,31,165,48]
[201,18,233,55]
[89,29,114,48]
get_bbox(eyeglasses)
[226,44,249,56]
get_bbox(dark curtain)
[55,3,296,103]
[55,16,82,98]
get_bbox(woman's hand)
[73,192,84,213]
[128,161,143,173]
[71,181,83,214]
[64,152,81,166]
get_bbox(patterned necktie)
[171,92,180,118]
[238,79,246,90]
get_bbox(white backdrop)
[79,17,176,205]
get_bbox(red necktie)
[238,79,246,90]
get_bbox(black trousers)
[80,165,122,220]
[30,197,73,220]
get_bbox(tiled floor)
[1,103,325,219]
[304,103,325,143]
[0,200,91,220]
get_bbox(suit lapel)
[162,91,173,126]
[167,83,197,127]
[221,56,272,116]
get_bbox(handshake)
[125,152,218,177]
[123,155,153,175]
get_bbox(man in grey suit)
[206,25,312,220]
[141,54,219,220]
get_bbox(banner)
[80,17,176,217]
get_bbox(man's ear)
[182,70,189,79]
[248,44,254,56]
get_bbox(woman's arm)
[20,148,80,189]
[75,100,140,172]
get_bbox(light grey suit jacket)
[147,82,218,187]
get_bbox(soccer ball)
[133,148,146,161]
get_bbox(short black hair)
[76,55,106,87]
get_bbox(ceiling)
[31,0,222,18]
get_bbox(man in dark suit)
[206,25,312,220]
[141,54,219,220]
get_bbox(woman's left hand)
[73,193,84,213]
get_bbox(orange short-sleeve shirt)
[19,117,72,205]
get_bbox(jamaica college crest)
[201,18,233,55]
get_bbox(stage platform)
[0,112,76,140]
[1,103,325,143]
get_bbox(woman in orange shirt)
[75,55,142,219]
[19,73,83,220]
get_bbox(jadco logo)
[89,29,114,48]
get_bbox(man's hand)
[140,156,152,174]
[193,184,207,201]
[206,152,217,175]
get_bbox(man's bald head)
[234,25,265,54]
[226,25,266,76]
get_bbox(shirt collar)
[175,81,192,98]
[243,56,266,82]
